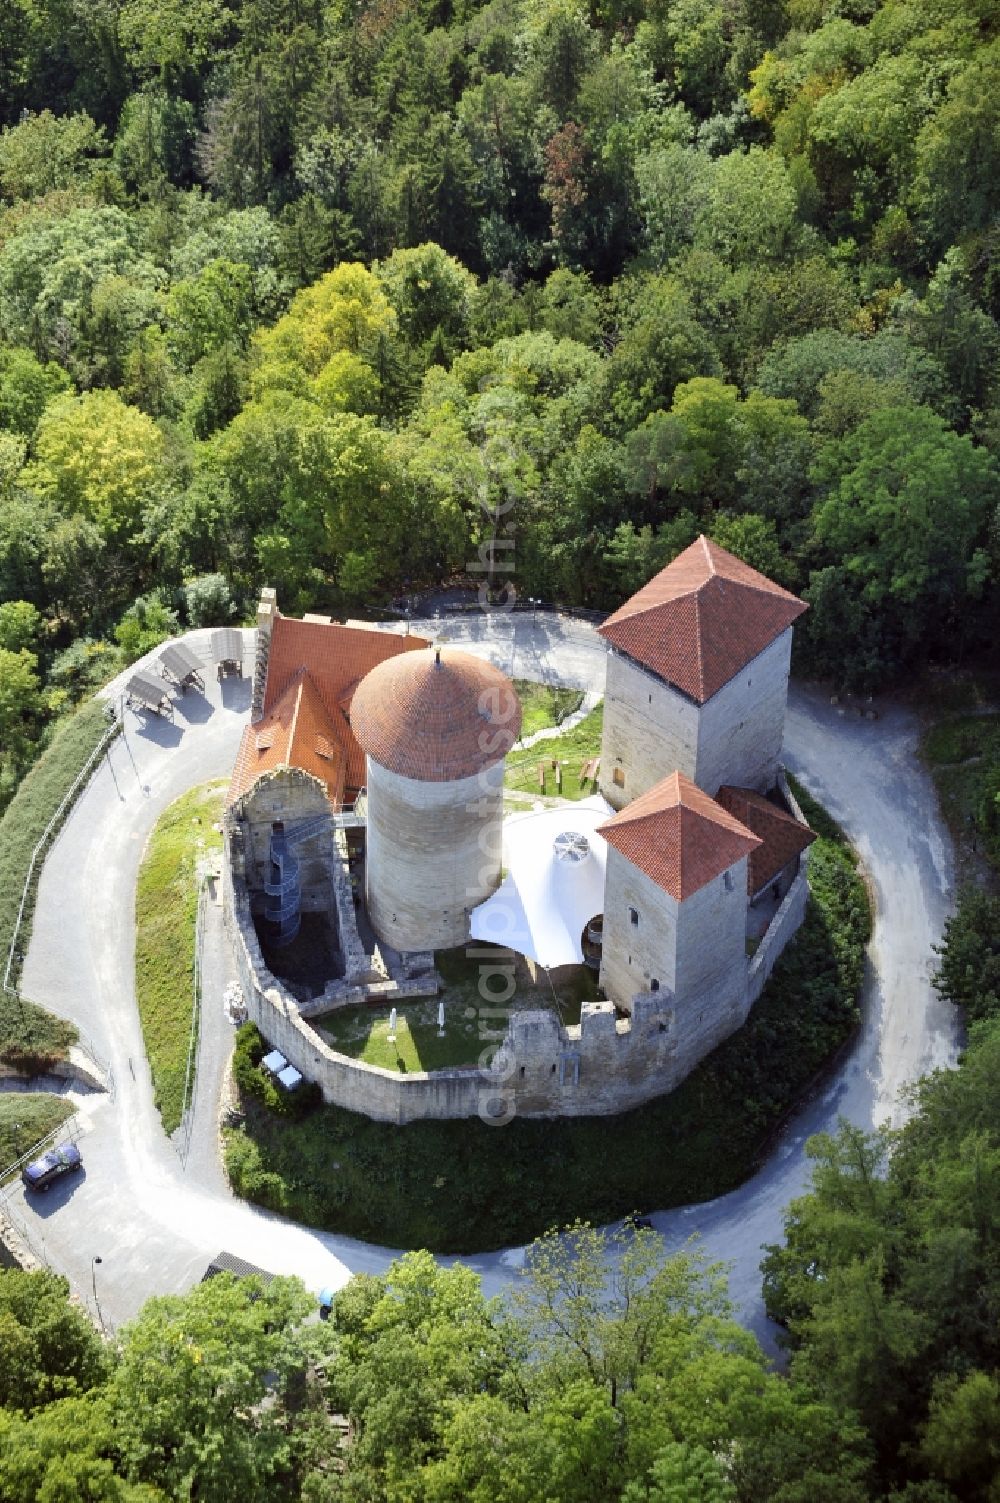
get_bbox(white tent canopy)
[470,795,612,969]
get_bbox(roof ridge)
[691,590,705,698]
[286,677,305,754]
[700,534,715,576]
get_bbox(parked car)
[22,1143,82,1193]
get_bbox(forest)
[0,0,998,812]
[1,0,999,1497]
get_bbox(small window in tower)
[724,870,734,892]
[629,906,639,927]
[650,978,660,992]
[648,693,652,704]
[613,767,625,788]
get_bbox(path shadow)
[131,712,184,747]
[221,676,252,714]
[173,690,214,725]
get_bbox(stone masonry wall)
[694,630,793,795]
[599,649,700,810]
[599,848,749,1008]
[223,862,808,1123]
[365,758,504,952]
[599,847,680,1001]
[747,866,809,1006]
[599,629,793,809]
[745,769,811,1005]
[224,862,736,1121]
[240,769,335,913]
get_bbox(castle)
[222,538,815,1123]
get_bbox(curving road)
[4,618,958,1345]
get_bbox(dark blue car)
[22,1143,82,1193]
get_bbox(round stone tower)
[350,646,522,952]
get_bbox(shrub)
[184,572,236,627]
[114,594,179,665]
[232,1023,322,1120]
[934,888,1000,1025]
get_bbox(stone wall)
[599,844,751,1082]
[599,649,700,809]
[600,847,678,1001]
[598,630,794,808]
[224,874,705,1120]
[237,768,336,915]
[365,757,504,952]
[251,588,276,719]
[747,866,809,1005]
[599,847,749,1006]
[224,850,809,1123]
[694,630,793,795]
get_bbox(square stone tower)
[597,537,807,807]
[597,771,762,1076]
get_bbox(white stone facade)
[599,846,750,1081]
[599,628,794,807]
[365,757,505,952]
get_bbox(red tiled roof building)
[597,771,759,1042]
[351,645,522,953]
[715,785,816,898]
[598,770,762,903]
[598,536,808,808]
[228,608,429,810]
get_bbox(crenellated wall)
[224,859,726,1122]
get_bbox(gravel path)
[2,620,957,1346]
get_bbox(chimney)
[252,587,278,721]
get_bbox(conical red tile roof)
[350,646,522,782]
[598,770,762,900]
[598,536,806,703]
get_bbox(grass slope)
[0,699,113,1069]
[512,680,585,738]
[226,789,869,1251]
[0,1096,75,1180]
[135,782,225,1134]
[505,704,604,799]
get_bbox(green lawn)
[226,794,869,1252]
[0,1095,75,1180]
[315,948,598,1072]
[513,680,584,738]
[505,704,604,800]
[0,699,114,1069]
[135,781,225,1134]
